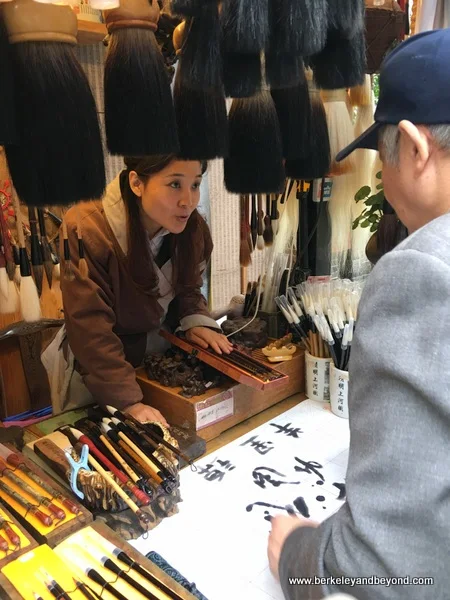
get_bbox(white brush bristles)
[0,279,19,314]
[322,89,355,176]
[0,268,9,302]
[53,263,61,280]
[19,275,42,322]
[14,265,21,286]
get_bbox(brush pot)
[305,352,331,403]
[330,364,349,419]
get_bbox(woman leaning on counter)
[43,155,232,424]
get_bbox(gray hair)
[379,123,450,166]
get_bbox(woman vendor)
[44,155,232,424]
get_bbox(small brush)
[239,195,251,267]
[62,213,75,281]
[250,194,258,250]
[76,205,89,279]
[28,206,44,296]
[37,208,53,288]
[271,195,279,237]
[256,194,265,250]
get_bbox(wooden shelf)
[77,19,107,45]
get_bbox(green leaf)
[376,171,382,179]
[352,221,359,230]
[354,186,371,202]
[376,183,384,190]
[361,220,371,228]
[370,224,378,232]
[368,214,378,223]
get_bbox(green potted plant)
[352,170,384,233]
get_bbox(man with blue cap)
[267,29,450,599]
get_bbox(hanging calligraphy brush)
[271,73,310,160]
[257,195,265,250]
[321,89,355,176]
[265,53,302,91]
[170,0,202,16]
[0,213,14,283]
[223,52,262,98]
[221,0,269,54]
[176,1,222,90]
[0,20,17,146]
[326,0,365,38]
[62,214,75,282]
[37,209,53,288]
[269,0,328,56]
[244,194,253,254]
[173,22,228,159]
[271,195,279,237]
[0,229,18,314]
[3,0,105,207]
[76,207,89,280]
[225,92,285,194]
[12,242,20,286]
[239,196,251,267]
[263,195,274,246]
[311,29,366,90]
[349,76,372,108]
[250,194,258,250]
[11,189,41,321]
[0,227,9,304]
[27,207,44,297]
[285,75,330,180]
[104,0,179,156]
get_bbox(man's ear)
[398,120,430,171]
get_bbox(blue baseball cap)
[336,28,450,161]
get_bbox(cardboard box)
[137,348,305,442]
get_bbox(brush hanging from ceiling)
[311,28,367,90]
[265,52,303,90]
[223,52,262,98]
[3,0,105,207]
[269,0,328,57]
[224,91,285,194]
[326,0,365,38]
[173,22,228,159]
[221,0,270,54]
[176,1,222,91]
[0,20,17,146]
[170,0,202,17]
[104,0,179,156]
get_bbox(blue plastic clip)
[64,443,91,500]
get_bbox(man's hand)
[186,327,233,355]
[125,402,169,426]
[268,515,319,581]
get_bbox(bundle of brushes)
[275,278,364,371]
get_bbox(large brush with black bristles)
[0,20,17,146]
[173,22,228,159]
[3,0,105,208]
[268,0,328,60]
[170,0,202,16]
[176,1,222,91]
[311,29,366,90]
[104,0,179,156]
[221,0,270,54]
[326,0,365,38]
[271,67,310,159]
[285,75,331,181]
[223,52,262,98]
[224,91,285,194]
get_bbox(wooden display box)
[0,445,92,548]
[137,348,305,442]
[0,503,39,570]
[0,521,198,600]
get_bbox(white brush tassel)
[0,279,19,314]
[257,235,265,250]
[19,276,42,322]
[53,263,60,280]
[14,265,21,286]
[322,89,356,176]
[0,268,9,301]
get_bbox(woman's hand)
[125,402,169,426]
[268,515,319,580]
[186,327,233,355]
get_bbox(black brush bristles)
[224,91,285,194]
[223,53,262,98]
[221,0,270,54]
[0,21,17,145]
[327,0,365,38]
[174,66,228,159]
[265,52,303,89]
[269,0,328,57]
[271,74,311,160]
[170,0,202,16]
[178,3,222,90]
[5,42,105,207]
[105,28,179,155]
[311,29,366,90]
[285,86,330,180]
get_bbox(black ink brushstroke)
[269,422,303,438]
[293,496,310,518]
[294,458,325,481]
[333,482,346,500]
